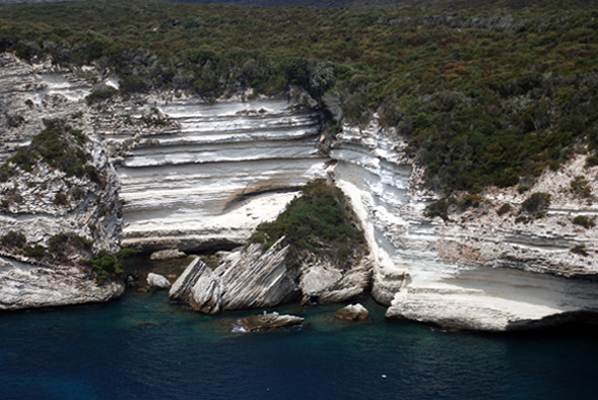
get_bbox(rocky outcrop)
[108,97,328,253]
[300,259,371,304]
[330,118,598,331]
[146,273,171,289]
[233,311,304,332]
[169,238,300,313]
[334,303,369,321]
[0,53,124,309]
[0,255,124,310]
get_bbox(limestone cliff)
[2,51,598,330]
[0,53,124,309]
[331,118,598,331]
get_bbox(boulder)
[300,259,372,304]
[168,237,300,313]
[150,249,186,261]
[216,237,300,311]
[146,273,171,289]
[189,267,222,314]
[169,257,207,301]
[234,311,304,332]
[334,303,369,321]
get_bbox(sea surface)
[1,291,597,400]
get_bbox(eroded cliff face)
[331,118,598,331]
[2,52,597,330]
[0,53,124,309]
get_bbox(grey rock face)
[146,273,171,289]
[169,238,299,313]
[0,255,124,310]
[300,259,371,304]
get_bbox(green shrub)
[425,198,449,221]
[1,231,26,248]
[497,203,512,216]
[520,192,551,217]
[571,244,589,257]
[85,86,117,105]
[570,176,593,199]
[250,179,364,267]
[572,215,595,229]
[84,250,123,285]
[48,232,92,261]
[24,244,45,258]
[53,192,69,206]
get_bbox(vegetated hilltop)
[1,1,598,193]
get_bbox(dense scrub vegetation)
[250,179,365,267]
[0,118,94,181]
[2,1,598,192]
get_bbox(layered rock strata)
[0,254,124,310]
[0,53,124,309]
[106,98,328,252]
[2,52,598,330]
[169,238,299,313]
[330,118,598,331]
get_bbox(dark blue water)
[1,291,597,400]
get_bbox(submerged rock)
[146,273,171,289]
[234,311,304,332]
[150,249,186,261]
[334,303,369,321]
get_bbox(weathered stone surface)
[168,257,206,301]
[149,249,186,261]
[234,311,304,332]
[169,238,299,313]
[334,303,369,321]
[0,255,124,310]
[300,260,371,304]
[331,119,598,330]
[188,267,222,314]
[216,237,299,311]
[146,273,171,289]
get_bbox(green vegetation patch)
[250,179,365,268]
[82,250,124,285]
[2,2,598,192]
[497,203,512,216]
[1,231,26,248]
[519,192,551,218]
[0,119,90,181]
[572,215,595,229]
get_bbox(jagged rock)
[169,256,222,313]
[300,264,342,302]
[146,273,171,289]
[149,249,186,261]
[300,260,372,304]
[334,303,369,321]
[168,238,299,313]
[216,237,299,311]
[188,266,222,314]
[0,255,124,310]
[234,311,304,332]
[168,257,206,301]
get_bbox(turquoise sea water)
[1,291,597,400]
